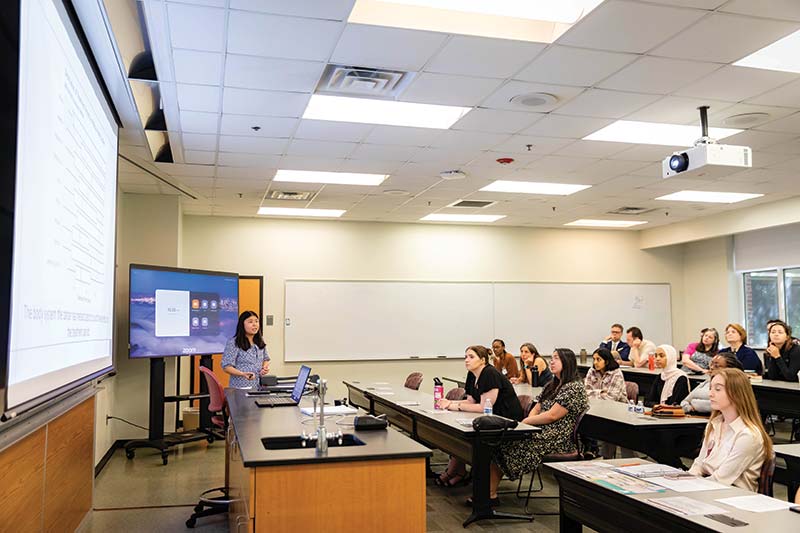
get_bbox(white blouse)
[688,416,765,492]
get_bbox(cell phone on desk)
[790,506,800,514]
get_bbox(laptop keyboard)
[256,396,297,406]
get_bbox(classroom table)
[344,380,541,527]
[547,458,800,533]
[578,362,662,395]
[579,398,708,468]
[775,443,800,503]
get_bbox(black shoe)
[465,496,500,507]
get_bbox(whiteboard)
[284,280,671,362]
[284,281,494,361]
[493,283,672,357]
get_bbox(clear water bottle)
[627,399,635,413]
[635,400,645,415]
[484,398,493,415]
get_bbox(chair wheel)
[186,517,196,528]
[194,504,203,512]
[126,450,135,459]
[207,435,215,443]
[162,454,168,465]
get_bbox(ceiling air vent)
[449,200,496,209]
[317,64,416,98]
[607,206,657,216]
[269,191,315,201]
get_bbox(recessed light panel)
[734,29,800,74]
[380,0,603,24]
[655,191,763,204]
[564,219,648,228]
[257,207,345,217]
[584,120,741,146]
[274,169,388,186]
[302,94,470,129]
[421,214,505,223]
[480,180,590,195]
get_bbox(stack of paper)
[300,405,358,416]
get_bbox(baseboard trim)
[94,439,129,477]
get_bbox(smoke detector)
[383,189,409,196]
[439,170,466,180]
[509,92,558,108]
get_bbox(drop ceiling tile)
[755,111,800,133]
[216,166,276,179]
[452,108,542,134]
[172,50,223,85]
[219,114,298,137]
[409,147,475,165]
[401,73,502,106]
[566,159,653,182]
[516,46,637,87]
[216,152,281,167]
[349,144,421,162]
[222,88,310,117]
[230,0,355,20]
[339,158,403,174]
[331,24,447,71]
[522,114,614,139]
[746,78,800,108]
[492,135,574,155]
[625,96,734,124]
[219,135,288,154]
[557,0,705,53]
[760,136,800,154]
[675,66,798,102]
[522,155,599,175]
[555,140,634,158]
[482,81,585,113]
[720,0,800,22]
[177,176,216,189]
[181,133,218,151]
[644,1,726,8]
[224,55,325,91]
[286,139,358,158]
[155,163,215,177]
[598,57,721,95]
[609,144,685,162]
[706,103,797,129]
[362,125,444,146]
[183,150,216,165]
[555,89,661,119]
[167,3,225,52]
[278,155,346,171]
[180,111,219,133]
[429,130,509,151]
[425,35,546,79]
[176,84,221,113]
[652,13,800,63]
[294,119,373,142]
[227,11,343,61]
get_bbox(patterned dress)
[494,379,589,480]
[221,338,269,389]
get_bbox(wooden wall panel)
[0,428,46,533]
[43,398,94,533]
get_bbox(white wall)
[181,216,688,398]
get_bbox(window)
[743,270,778,348]
[784,268,800,337]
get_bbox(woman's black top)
[766,343,800,382]
[465,364,524,421]
[643,375,690,407]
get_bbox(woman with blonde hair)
[689,368,772,491]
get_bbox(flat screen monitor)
[129,265,239,358]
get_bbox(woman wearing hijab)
[644,344,690,407]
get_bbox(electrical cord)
[106,416,148,431]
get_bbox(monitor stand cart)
[125,355,216,465]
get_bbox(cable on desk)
[106,416,149,431]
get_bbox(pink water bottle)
[648,352,655,371]
[433,378,444,409]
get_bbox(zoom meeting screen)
[6,0,118,410]
[129,267,238,358]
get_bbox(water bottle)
[531,365,540,387]
[580,348,587,364]
[635,400,645,415]
[433,378,444,409]
[627,399,635,413]
[648,352,655,371]
[483,398,493,415]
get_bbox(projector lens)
[669,153,689,172]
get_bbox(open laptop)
[254,365,311,407]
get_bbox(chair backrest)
[445,387,466,401]
[199,366,226,413]
[572,409,589,452]
[404,372,423,390]
[517,394,534,417]
[758,452,776,496]
[625,381,639,402]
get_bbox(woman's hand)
[260,362,270,375]
[766,344,781,359]
[437,398,451,410]
[243,371,256,380]
[509,377,519,384]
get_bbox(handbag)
[472,414,519,431]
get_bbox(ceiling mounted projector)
[662,106,751,179]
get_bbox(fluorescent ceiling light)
[303,94,470,129]
[655,191,763,204]
[257,207,345,217]
[734,29,800,74]
[480,180,590,195]
[421,213,505,223]
[564,219,648,228]
[380,0,603,24]
[584,120,741,147]
[274,169,387,186]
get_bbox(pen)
[618,463,640,467]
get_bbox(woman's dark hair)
[492,338,505,348]
[714,352,744,371]
[235,310,266,351]
[467,345,491,365]
[626,326,643,341]
[592,347,619,372]
[696,327,719,356]
[768,320,794,352]
[541,348,579,401]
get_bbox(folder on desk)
[614,464,682,478]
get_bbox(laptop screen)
[291,365,311,402]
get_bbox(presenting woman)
[222,310,270,389]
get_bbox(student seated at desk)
[491,338,520,379]
[765,320,800,382]
[643,345,690,408]
[599,323,630,362]
[624,326,657,368]
[681,353,743,414]
[719,323,763,375]
[435,345,523,487]
[681,328,719,374]
[584,348,626,402]
[509,343,552,386]
[688,368,771,491]
[487,349,588,505]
